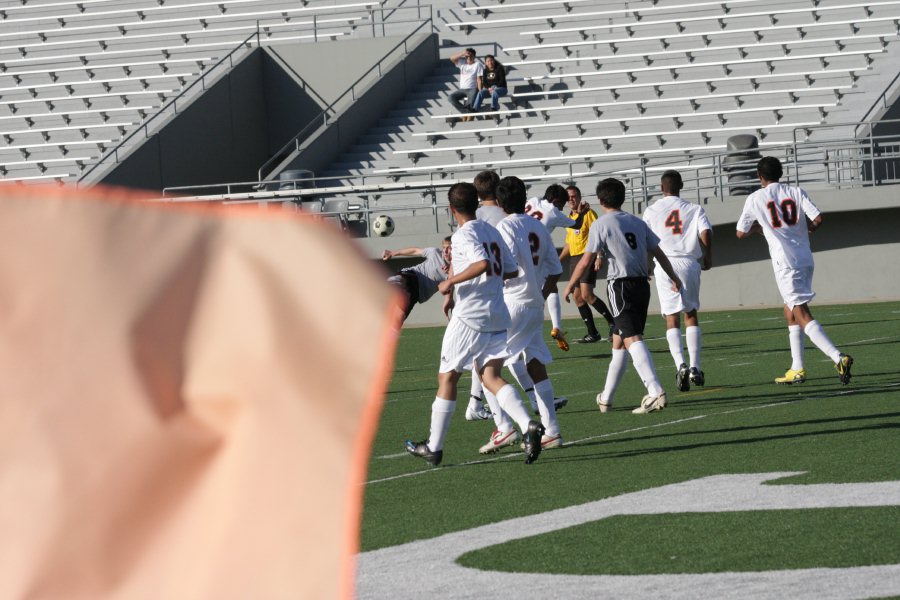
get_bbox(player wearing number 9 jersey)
[736,156,853,386]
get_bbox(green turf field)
[361,301,900,588]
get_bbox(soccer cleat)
[774,368,806,385]
[478,429,521,454]
[676,363,690,392]
[520,433,564,450]
[836,354,853,385]
[596,393,612,413]
[632,392,667,414]
[465,402,492,421]
[551,328,570,352]
[689,367,705,387]
[575,332,603,344]
[404,439,443,466]
[553,396,569,411]
[523,420,546,464]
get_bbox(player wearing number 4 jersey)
[642,170,712,393]
[736,156,853,386]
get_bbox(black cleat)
[689,367,705,387]
[676,363,690,392]
[523,420,546,464]
[404,439,443,466]
[553,396,568,411]
[575,332,603,344]
[836,354,853,385]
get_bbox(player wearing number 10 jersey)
[736,156,853,386]
[642,170,712,393]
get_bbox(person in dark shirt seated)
[471,55,508,114]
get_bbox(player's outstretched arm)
[807,214,823,233]
[382,247,424,260]
[438,259,489,296]
[651,247,682,292]
[562,251,594,301]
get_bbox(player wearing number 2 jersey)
[642,170,713,393]
[564,178,683,415]
[736,156,853,386]
[404,182,545,467]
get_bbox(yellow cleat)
[551,327,569,352]
[775,368,806,385]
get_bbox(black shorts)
[571,254,598,286]
[388,271,421,318]
[606,277,651,338]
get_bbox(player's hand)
[670,275,683,293]
[702,256,712,271]
[442,296,454,319]
[562,285,573,303]
[438,280,453,295]
[382,250,392,260]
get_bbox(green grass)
[458,507,900,574]
[362,301,900,574]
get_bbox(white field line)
[366,382,900,485]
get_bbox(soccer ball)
[372,214,395,237]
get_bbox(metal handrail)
[256,7,433,182]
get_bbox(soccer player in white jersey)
[524,185,588,352]
[736,156,853,385]
[404,182,545,466]
[642,170,713,392]
[479,176,566,454]
[564,178,683,415]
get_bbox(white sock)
[600,348,629,404]
[470,370,484,400]
[483,387,513,432]
[427,397,455,452]
[666,327,685,368]
[466,395,483,413]
[495,384,533,433]
[629,340,664,397]
[804,320,842,364]
[509,360,537,411]
[533,379,559,436]
[547,292,563,331]
[788,325,805,371]
[685,325,701,370]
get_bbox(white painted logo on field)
[357,473,900,600]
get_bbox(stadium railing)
[157,120,900,235]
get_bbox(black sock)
[578,304,599,336]
[591,298,614,325]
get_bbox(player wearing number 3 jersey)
[642,170,712,393]
[736,156,853,386]
[404,182,546,467]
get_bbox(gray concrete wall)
[368,192,900,327]
[273,32,439,176]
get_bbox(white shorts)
[774,264,815,310]
[504,303,553,367]
[655,257,701,315]
[439,316,509,373]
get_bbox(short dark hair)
[448,182,479,216]
[566,184,582,199]
[496,176,528,214]
[660,170,683,194]
[596,177,626,209]
[442,236,452,244]
[757,156,783,182]
[465,47,476,56]
[473,170,500,200]
[543,184,568,205]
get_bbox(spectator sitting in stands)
[448,47,483,122]
[471,55,508,117]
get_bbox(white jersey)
[496,213,564,308]
[450,219,516,332]
[642,195,712,261]
[476,203,507,227]
[524,197,575,233]
[736,182,821,269]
